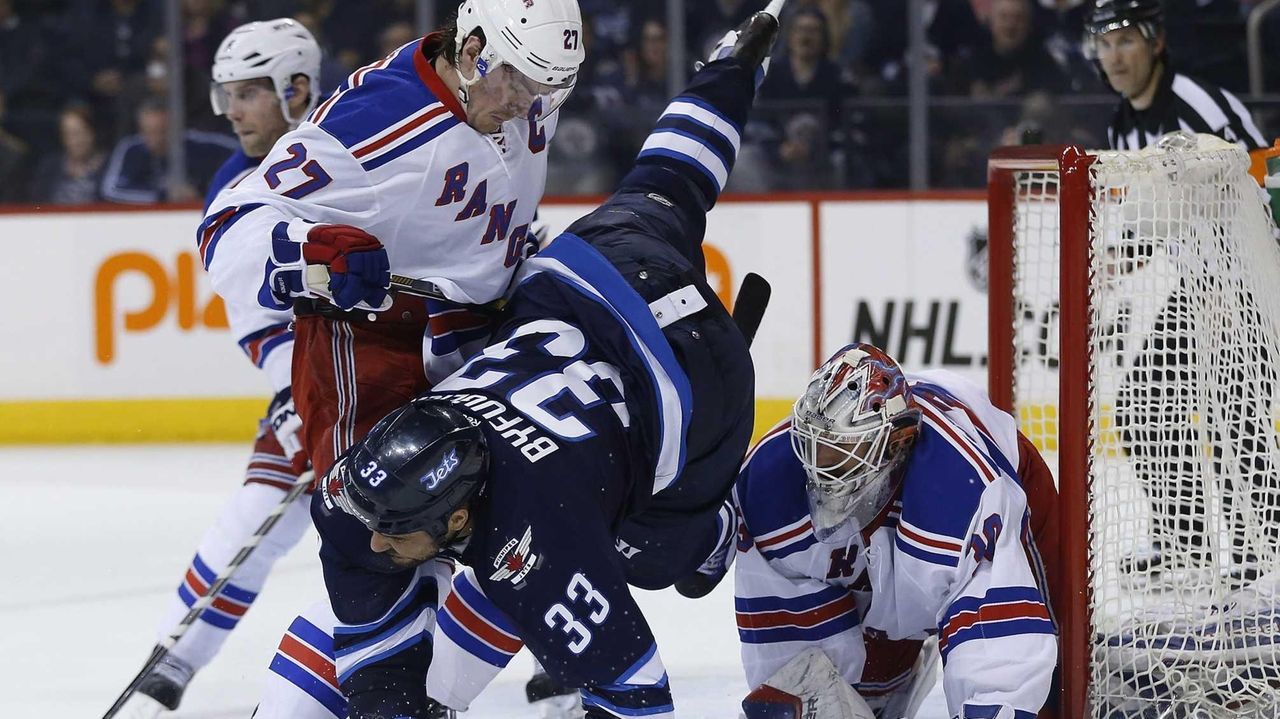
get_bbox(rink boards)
[0,193,995,443]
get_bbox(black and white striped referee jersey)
[1107,65,1267,151]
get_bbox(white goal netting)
[1005,133,1280,717]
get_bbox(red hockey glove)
[302,224,390,310]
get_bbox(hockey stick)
[732,272,772,346]
[762,0,788,19]
[305,265,507,313]
[102,469,315,719]
[389,273,449,301]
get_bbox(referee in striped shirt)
[1085,0,1266,151]
[1085,0,1275,583]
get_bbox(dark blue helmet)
[1085,0,1163,42]
[321,399,488,539]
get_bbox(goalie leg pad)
[742,649,876,719]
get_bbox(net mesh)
[1004,134,1280,717]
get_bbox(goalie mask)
[452,0,585,114]
[790,344,921,540]
[321,399,488,543]
[210,18,321,127]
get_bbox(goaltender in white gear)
[734,344,1057,719]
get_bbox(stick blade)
[732,272,772,347]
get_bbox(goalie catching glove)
[265,220,392,311]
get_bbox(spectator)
[181,0,236,131]
[227,0,306,19]
[0,0,60,151]
[0,91,28,202]
[759,7,848,117]
[568,13,626,113]
[578,0,643,64]
[687,0,755,60]
[73,0,158,139]
[592,17,676,183]
[771,112,841,190]
[1037,0,1103,90]
[320,0,392,71]
[809,0,877,84]
[100,97,237,204]
[377,19,415,58]
[293,9,351,95]
[142,35,173,99]
[864,0,985,94]
[545,116,615,194]
[624,17,670,108]
[32,103,106,205]
[948,0,1070,97]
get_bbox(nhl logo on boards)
[490,525,540,588]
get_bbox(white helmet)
[453,0,585,112]
[790,344,921,539]
[210,18,321,127]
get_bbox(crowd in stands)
[0,0,1272,202]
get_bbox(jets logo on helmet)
[422,448,460,491]
[324,400,489,540]
[452,0,585,112]
[210,18,322,127]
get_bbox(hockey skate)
[114,652,194,718]
[526,662,584,719]
[702,0,783,77]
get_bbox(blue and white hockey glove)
[266,387,304,461]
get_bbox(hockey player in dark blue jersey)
[292,6,786,718]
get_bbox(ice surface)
[1,445,950,718]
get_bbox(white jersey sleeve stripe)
[920,406,998,485]
[665,99,743,151]
[310,45,403,125]
[638,133,730,193]
[938,587,1054,662]
[350,102,448,161]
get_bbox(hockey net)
[987,134,1280,718]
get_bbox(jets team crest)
[490,525,540,587]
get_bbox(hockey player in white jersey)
[115,18,323,718]
[731,344,1060,719]
[199,0,583,486]
[196,2,586,717]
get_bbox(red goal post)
[987,135,1280,718]
[987,145,1095,719]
